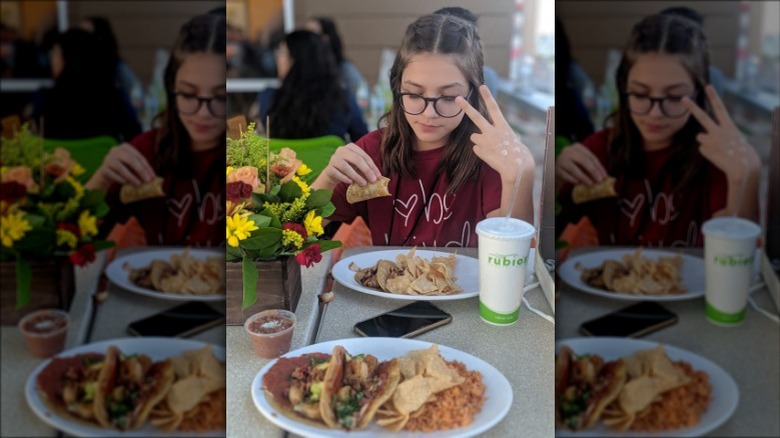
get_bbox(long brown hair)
[154,12,226,177]
[608,13,713,193]
[380,14,486,193]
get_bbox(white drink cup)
[702,217,761,326]
[475,217,535,325]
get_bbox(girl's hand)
[682,84,760,182]
[321,142,382,187]
[89,143,156,189]
[556,142,609,186]
[456,85,534,183]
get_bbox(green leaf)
[306,189,333,209]
[80,189,107,208]
[318,202,336,219]
[242,257,258,309]
[226,245,242,262]
[279,179,302,201]
[15,229,54,252]
[242,228,281,250]
[15,259,32,308]
[92,240,115,252]
[315,240,343,252]
[259,207,282,228]
[556,240,569,249]
[91,202,110,218]
[248,213,271,228]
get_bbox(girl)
[86,13,226,247]
[556,13,760,247]
[304,16,366,102]
[258,30,367,141]
[312,14,535,248]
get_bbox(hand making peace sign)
[682,84,760,182]
[456,85,535,184]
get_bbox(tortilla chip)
[346,176,391,203]
[120,176,165,204]
[572,176,617,204]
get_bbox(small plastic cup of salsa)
[244,309,296,359]
[18,309,70,358]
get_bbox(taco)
[36,351,112,423]
[321,345,401,430]
[94,346,175,429]
[261,352,333,423]
[346,176,391,204]
[572,176,617,204]
[120,176,165,204]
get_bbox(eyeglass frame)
[623,91,698,119]
[396,87,474,118]
[172,92,226,117]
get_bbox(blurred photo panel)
[555,1,779,436]
[1,2,226,436]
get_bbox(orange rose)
[276,148,302,183]
[1,166,37,192]
[227,166,261,190]
[44,148,76,183]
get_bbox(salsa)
[249,315,294,334]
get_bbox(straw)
[732,156,749,217]
[504,157,524,221]
[39,117,45,191]
[266,116,271,191]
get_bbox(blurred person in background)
[556,17,595,143]
[258,30,367,141]
[31,28,141,141]
[432,7,499,96]
[304,17,366,101]
[556,13,759,247]
[79,16,143,105]
[86,12,226,247]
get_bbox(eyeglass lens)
[627,94,688,117]
[175,93,227,117]
[399,94,464,118]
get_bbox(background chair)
[42,135,117,180]
[266,135,345,183]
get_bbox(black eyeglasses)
[173,92,227,117]
[624,92,696,118]
[396,88,473,118]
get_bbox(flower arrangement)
[226,123,341,309]
[0,124,113,308]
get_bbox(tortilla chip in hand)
[120,176,165,204]
[572,177,617,204]
[347,176,391,204]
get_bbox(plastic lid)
[475,217,535,240]
[701,217,761,240]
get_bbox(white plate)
[252,337,512,438]
[332,249,535,301]
[558,249,705,301]
[555,337,739,437]
[25,337,226,437]
[105,248,225,301]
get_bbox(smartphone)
[354,301,452,338]
[127,301,225,337]
[579,301,678,338]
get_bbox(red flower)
[282,222,308,239]
[226,181,252,203]
[0,181,26,203]
[70,243,96,266]
[296,243,322,268]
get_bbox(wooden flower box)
[225,257,302,326]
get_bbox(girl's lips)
[192,123,217,133]
[418,123,439,132]
[645,124,666,133]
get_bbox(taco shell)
[120,176,165,204]
[572,177,617,204]
[346,176,391,204]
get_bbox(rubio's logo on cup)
[487,253,528,268]
[476,217,536,326]
[701,217,761,327]
[712,253,753,267]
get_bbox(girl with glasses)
[86,12,226,247]
[312,13,535,247]
[556,13,760,247]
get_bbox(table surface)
[1,247,226,437]
[227,247,555,438]
[556,246,780,437]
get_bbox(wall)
[292,0,516,86]
[66,0,223,86]
[557,0,742,87]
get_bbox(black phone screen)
[579,301,678,338]
[354,301,452,338]
[127,301,225,337]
